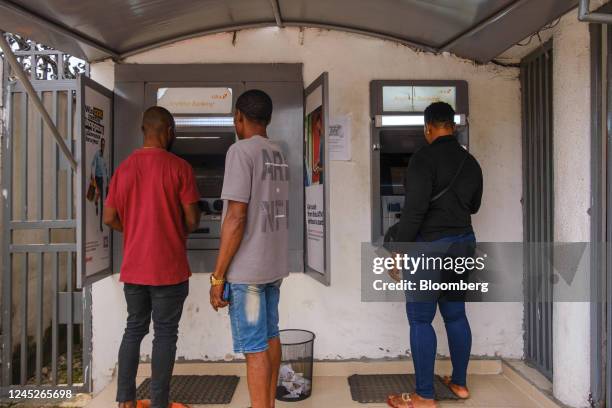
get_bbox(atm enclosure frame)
[370,80,469,243]
[113,64,306,275]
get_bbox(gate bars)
[520,41,554,380]
[1,37,90,392]
[0,32,76,169]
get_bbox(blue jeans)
[116,280,189,408]
[407,233,474,399]
[407,301,471,399]
[95,176,104,231]
[228,280,282,354]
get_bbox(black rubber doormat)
[348,374,459,403]
[136,375,240,404]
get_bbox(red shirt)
[105,147,200,285]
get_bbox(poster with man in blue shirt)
[91,137,109,231]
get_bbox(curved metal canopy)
[0,0,577,63]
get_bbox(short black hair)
[424,102,456,128]
[235,89,273,126]
[142,106,174,131]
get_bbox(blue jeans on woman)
[406,232,475,400]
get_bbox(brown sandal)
[387,393,414,408]
[387,392,436,408]
[442,376,470,399]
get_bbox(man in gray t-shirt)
[209,90,288,408]
[220,134,289,284]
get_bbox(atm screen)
[389,167,405,195]
[170,130,235,200]
[180,155,225,198]
[195,171,224,198]
[380,153,411,196]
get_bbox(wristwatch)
[210,274,225,286]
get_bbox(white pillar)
[552,12,592,408]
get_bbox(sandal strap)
[387,394,414,408]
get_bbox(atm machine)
[370,80,469,243]
[113,64,305,274]
[148,82,303,272]
[169,116,235,251]
[151,86,238,256]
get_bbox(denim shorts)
[228,279,282,354]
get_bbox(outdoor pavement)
[85,364,561,408]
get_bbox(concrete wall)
[502,7,596,407]
[89,27,524,392]
[552,12,591,408]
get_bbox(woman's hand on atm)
[388,252,402,282]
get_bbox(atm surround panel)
[145,82,242,258]
[174,131,235,249]
[370,80,469,242]
[113,64,304,273]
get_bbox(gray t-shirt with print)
[221,135,290,284]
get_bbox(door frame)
[589,20,610,408]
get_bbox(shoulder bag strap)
[430,150,469,203]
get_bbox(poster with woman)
[305,106,323,186]
[304,74,328,280]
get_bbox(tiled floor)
[87,372,558,408]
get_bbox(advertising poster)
[305,106,324,185]
[82,84,113,278]
[304,74,329,278]
[304,84,326,275]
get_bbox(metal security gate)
[1,41,91,393]
[520,41,554,380]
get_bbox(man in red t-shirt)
[103,106,201,408]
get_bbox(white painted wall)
[552,12,591,408]
[503,7,596,407]
[89,27,524,393]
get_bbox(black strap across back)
[429,149,469,203]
